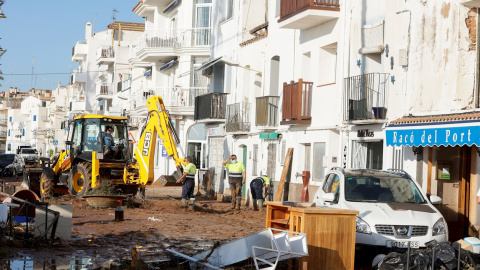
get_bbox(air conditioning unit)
[202,66,214,77]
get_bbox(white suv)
[313,168,447,251]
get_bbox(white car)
[313,168,447,252]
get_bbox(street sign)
[161,146,168,157]
[53,140,58,145]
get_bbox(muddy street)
[1,186,267,269]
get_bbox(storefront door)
[433,146,470,241]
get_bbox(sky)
[0,0,143,92]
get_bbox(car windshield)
[21,149,36,154]
[0,155,14,162]
[345,176,426,203]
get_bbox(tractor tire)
[69,162,92,198]
[40,172,54,198]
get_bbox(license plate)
[387,241,419,249]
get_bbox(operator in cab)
[250,174,270,211]
[102,125,120,159]
[223,154,246,210]
[176,156,196,207]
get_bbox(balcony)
[0,119,6,126]
[70,101,86,113]
[71,69,87,84]
[72,40,87,61]
[136,28,211,62]
[158,87,208,107]
[194,93,227,122]
[225,102,250,134]
[96,45,115,64]
[281,79,312,125]
[278,0,340,30]
[0,131,6,138]
[343,73,389,123]
[96,84,114,100]
[256,96,280,128]
[133,89,155,111]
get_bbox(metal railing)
[343,73,389,121]
[226,102,250,133]
[279,0,340,22]
[256,96,280,127]
[98,84,113,96]
[194,93,227,121]
[96,45,115,59]
[137,28,211,51]
[281,79,312,124]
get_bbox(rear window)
[0,155,14,162]
[21,149,37,154]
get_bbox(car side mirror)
[430,195,442,205]
[322,193,335,202]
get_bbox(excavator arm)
[131,95,186,186]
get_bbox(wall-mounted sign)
[207,126,225,136]
[357,129,374,137]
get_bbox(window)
[22,129,25,136]
[269,56,280,96]
[313,142,326,181]
[253,144,258,175]
[9,117,11,122]
[220,0,234,22]
[351,141,383,169]
[318,43,337,86]
[33,115,37,121]
[196,0,212,45]
[7,144,11,151]
[276,0,281,16]
[7,129,10,137]
[83,119,102,152]
[323,173,340,193]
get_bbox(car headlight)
[432,218,447,236]
[356,216,372,234]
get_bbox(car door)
[314,172,341,206]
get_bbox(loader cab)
[68,115,130,162]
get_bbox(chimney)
[85,22,92,40]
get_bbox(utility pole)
[112,9,118,23]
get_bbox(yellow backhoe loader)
[27,95,186,198]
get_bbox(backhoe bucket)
[155,171,182,187]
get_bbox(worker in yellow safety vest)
[176,156,197,207]
[223,154,246,210]
[250,175,270,211]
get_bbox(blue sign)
[386,123,480,147]
[161,146,168,157]
[53,140,58,145]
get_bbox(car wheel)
[69,162,92,198]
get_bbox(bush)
[87,181,121,196]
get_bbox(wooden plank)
[275,148,294,201]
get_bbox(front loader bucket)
[155,171,182,187]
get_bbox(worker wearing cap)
[176,156,196,207]
[250,175,270,211]
[223,154,246,210]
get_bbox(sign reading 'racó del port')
[386,123,480,147]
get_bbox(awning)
[259,133,279,139]
[163,0,179,13]
[160,60,176,71]
[143,68,152,77]
[386,112,480,147]
[195,57,223,72]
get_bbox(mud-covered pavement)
[1,186,267,269]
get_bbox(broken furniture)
[265,201,358,270]
[168,228,308,270]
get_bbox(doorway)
[433,146,471,241]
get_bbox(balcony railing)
[158,87,208,107]
[279,0,340,21]
[96,45,115,60]
[133,89,155,110]
[194,93,227,121]
[97,84,114,98]
[137,28,211,51]
[281,79,312,125]
[226,102,250,133]
[256,96,280,127]
[343,73,389,122]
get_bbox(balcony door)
[351,140,383,169]
[195,0,212,46]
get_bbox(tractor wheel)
[40,172,54,198]
[69,162,92,198]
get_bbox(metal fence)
[225,102,250,133]
[256,96,279,127]
[194,93,227,121]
